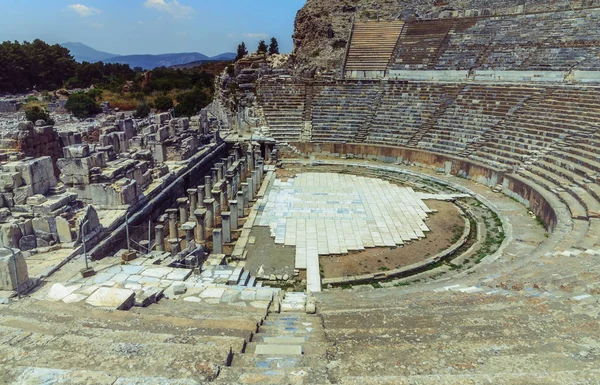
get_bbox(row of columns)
[153,149,264,256]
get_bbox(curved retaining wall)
[290,142,558,232]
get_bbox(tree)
[65,92,101,119]
[236,42,248,61]
[25,106,54,125]
[257,40,268,54]
[268,38,279,55]
[154,95,174,111]
[134,102,151,119]
[174,88,210,117]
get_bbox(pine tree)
[235,42,248,61]
[268,38,280,55]
[257,40,268,54]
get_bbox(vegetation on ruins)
[65,91,101,119]
[24,106,55,126]
[153,95,174,112]
[174,88,211,117]
[269,38,280,55]
[236,42,248,61]
[134,102,151,119]
[257,40,268,54]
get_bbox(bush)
[86,88,103,101]
[154,95,173,111]
[134,102,151,119]
[174,88,210,117]
[25,106,55,125]
[65,92,101,119]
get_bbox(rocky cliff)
[292,0,599,77]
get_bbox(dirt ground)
[319,200,465,278]
[246,165,466,281]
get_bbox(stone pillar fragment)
[212,190,221,217]
[177,198,189,224]
[204,176,212,196]
[212,229,222,254]
[236,191,245,217]
[194,209,207,243]
[204,199,215,229]
[168,238,180,256]
[166,209,178,239]
[155,225,165,252]
[197,185,206,206]
[188,189,198,214]
[182,222,196,244]
[221,212,231,243]
[251,171,258,195]
[230,201,238,231]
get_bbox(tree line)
[236,37,279,61]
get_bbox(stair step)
[254,344,303,355]
[231,353,325,369]
[261,336,307,344]
[215,366,331,385]
[246,341,329,355]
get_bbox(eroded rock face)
[292,0,598,77]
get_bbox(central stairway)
[216,294,332,384]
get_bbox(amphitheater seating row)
[258,82,306,142]
[345,21,404,72]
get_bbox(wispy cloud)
[67,4,100,17]
[144,0,194,18]
[228,33,269,39]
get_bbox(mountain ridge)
[61,42,235,70]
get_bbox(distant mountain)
[61,42,119,63]
[105,53,212,70]
[61,42,235,70]
[210,52,236,61]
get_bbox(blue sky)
[0,0,306,56]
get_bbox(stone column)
[221,212,231,243]
[211,167,219,184]
[168,238,180,256]
[182,222,196,244]
[230,201,238,231]
[243,181,252,204]
[247,152,254,172]
[257,158,264,182]
[166,209,178,239]
[188,189,198,214]
[236,191,245,217]
[197,185,206,206]
[154,224,165,252]
[204,176,212,196]
[211,190,221,217]
[212,229,222,254]
[177,198,189,224]
[220,189,228,213]
[225,173,234,199]
[251,170,258,195]
[204,199,215,229]
[216,163,223,181]
[194,209,207,243]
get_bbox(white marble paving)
[256,172,435,291]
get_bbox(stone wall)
[290,142,558,232]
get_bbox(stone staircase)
[0,296,262,384]
[354,83,386,143]
[216,292,332,384]
[407,88,460,147]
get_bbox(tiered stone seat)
[345,21,403,73]
[435,8,600,70]
[258,82,306,142]
[392,19,457,70]
[417,84,539,155]
[311,83,380,143]
[472,87,594,167]
[317,288,600,383]
[366,82,448,146]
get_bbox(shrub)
[154,95,173,111]
[134,102,151,119]
[25,106,55,125]
[65,92,101,119]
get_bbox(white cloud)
[144,0,194,18]
[242,33,269,39]
[67,4,100,17]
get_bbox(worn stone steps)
[214,366,331,384]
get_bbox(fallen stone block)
[85,287,135,310]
